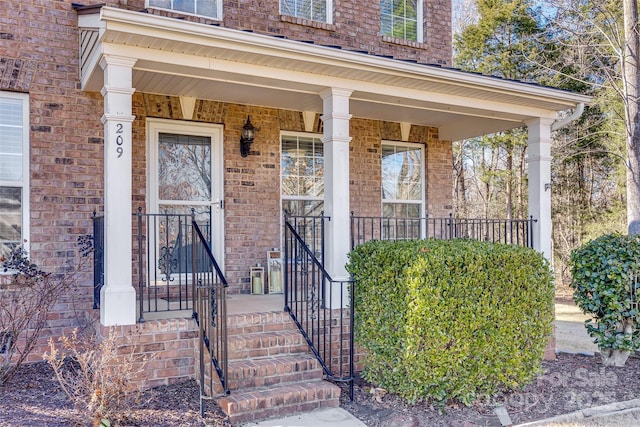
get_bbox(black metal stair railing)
[91,211,228,416]
[191,220,229,416]
[284,213,355,400]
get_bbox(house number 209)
[115,123,124,158]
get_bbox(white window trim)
[381,140,425,218]
[381,0,424,43]
[0,91,29,256]
[145,0,223,21]
[279,0,333,25]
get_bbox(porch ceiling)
[79,7,591,141]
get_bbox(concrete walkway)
[243,408,367,427]
[554,301,598,354]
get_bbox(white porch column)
[526,118,554,261]
[320,88,352,307]
[99,55,137,326]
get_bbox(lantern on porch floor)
[251,264,264,295]
[268,249,283,294]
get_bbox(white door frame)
[146,118,225,270]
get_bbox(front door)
[147,119,224,274]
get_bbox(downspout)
[551,102,585,131]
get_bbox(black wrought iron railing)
[351,213,536,249]
[92,213,104,309]
[191,220,229,415]
[92,210,212,316]
[134,209,214,321]
[284,213,355,400]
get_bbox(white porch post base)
[320,88,352,309]
[100,286,137,326]
[525,118,554,261]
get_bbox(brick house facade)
[1,0,588,417]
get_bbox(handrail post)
[349,277,355,401]
[529,215,535,249]
[191,209,197,319]
[137,207,145,323]
[350,211,355,251]
[284,211,289,311]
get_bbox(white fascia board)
[98,7,591,110]
[78,11,102,28]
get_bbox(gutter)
[551,102,585,131]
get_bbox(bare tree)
[623,0,640,234]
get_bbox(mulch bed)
[2,353,640,426]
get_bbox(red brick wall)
[97,319,198,389]
[123,0,452,66]
[425,132,454,218]
[350,118,383,218]
[0,1,104,358]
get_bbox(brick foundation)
[95,318,198,389]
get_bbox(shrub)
[569,233,640,364]
[0,241,91,384]
[43,327,150,426]
[347,239,554,404]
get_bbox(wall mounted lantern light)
[240,116,255,157]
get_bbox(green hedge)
[347,239,554,404]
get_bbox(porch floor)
[139,293,285,321]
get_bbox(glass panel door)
[148,119,224,281]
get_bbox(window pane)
[197,0,218,17]
[0,97,23,182]
[382,202,421,239]
[174,0,195,14]
[149,0,171,7]
[280,0,327,22]
[281,0,296,15]
[281,134,324,198]
[0,186,21,258]
[380,0,418,41]
[283,199,324,217]
[312,0,326,21]
[382,144,422,201]
[298,0,312,18]
[149,0,218,18]
[158,133,211,201]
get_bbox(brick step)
[218,380,342,425]
[227,329,309,359]
[226,354,324,391]
[227,311,297,337]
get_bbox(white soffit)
[80,6,591,141]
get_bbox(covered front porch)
[77,6,590,327]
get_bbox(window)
[281,133,324,217]
[0,92,29,259]
[280,0,332,24]
[382,142,424,239]
[147,0,221,20]
[380,0,423,43]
